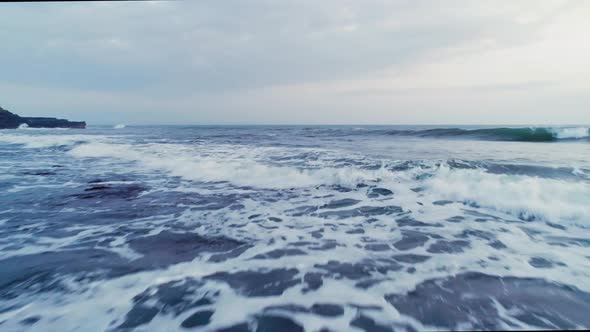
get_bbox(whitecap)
[549,127,590,139]
[67,141,590,224]
[420,164,590,224]
[68,142,392,189]
[0,133,110,148]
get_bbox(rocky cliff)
[0,106,86,129]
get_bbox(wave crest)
[385,127,589,142]
[68,142,391,189]
[421,164,590,223]
[67,141,590,224]
[0,133,108,148]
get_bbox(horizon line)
[86,123,590,127]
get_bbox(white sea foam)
[421,164,590,223]
[0,133,109,148]
[114,124,126,129]
[67,141,590,224]
[549,127,590,139]
[68,142,392,189]
[16,124,70,131]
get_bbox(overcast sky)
[1,0,589,125]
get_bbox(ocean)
[1,125,589,331]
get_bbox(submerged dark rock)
[0,106,86,129]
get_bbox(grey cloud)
[0,0,587,124]
[0,1,549,94]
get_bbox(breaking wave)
[421,164,590,223]
[384,127,590,142]
[67,141,590,223]
[0,133,106,148]
[14,123,70,131]
[68,142,391,189]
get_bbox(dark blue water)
[1,125,589,331]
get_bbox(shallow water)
[1,125,589,331]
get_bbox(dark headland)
[0,106,86,129]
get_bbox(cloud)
[0,0,588,124]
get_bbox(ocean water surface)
[1,125,589,331]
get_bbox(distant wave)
[16,123,69,131]
[0,133,107,148]
[384,127,590,142]
[114,124,126,129]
